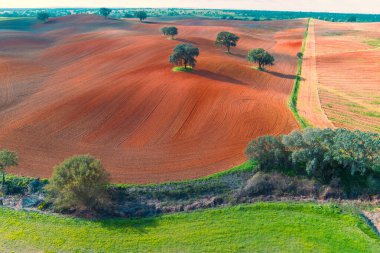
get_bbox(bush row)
[246,128,380,196]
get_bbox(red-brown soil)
[0,15,304,183]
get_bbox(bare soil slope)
[0,15,303,183]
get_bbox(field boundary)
[288,18,312,129]
[7,160,256,188]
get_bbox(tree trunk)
[2,171,5,195]
[226,45,230,53]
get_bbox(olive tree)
[215,31,239,53]
[169,44,199,69]
[37,12,49,23]
[47,155,110,212]
[161,26,178,39]
[247,48,275,70]
[135,11,147,22]
[0,150,18,195]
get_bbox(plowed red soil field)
[0,15,304,183]
[300,19,380,133]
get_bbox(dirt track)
[298,19,334,128]
[0,15,303,183]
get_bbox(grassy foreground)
[1,202,379,252]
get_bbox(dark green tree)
[135,11,147,22]
[247,48,275,70]
[37,12,49,23]
[166,26,178,39]
[215,31,239,53]
[169,44,200,69]
[0,150,18,195]
[47,155,110,212]
[99,8,112,18]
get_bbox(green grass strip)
[114,160,256,188]
[172,66,193,72]
[1,202,379,252]
[288,18,312,129]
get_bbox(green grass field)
[0,202,379,252]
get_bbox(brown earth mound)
[0,15,304,183]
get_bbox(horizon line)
[0,7,377,15]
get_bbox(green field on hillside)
[0,202,379,252]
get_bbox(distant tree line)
[4,8,379,22]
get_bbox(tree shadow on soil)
[175,38,198,45]
[192,69,247,85]
[264,70,302,80]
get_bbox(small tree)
[160,27,168,36]
[135,11,147,22]
[37,12,49,23]
[169,44,199,69]
[297,52,303,59]
[47,155,110,212]
[247,48,275,70]
[0,150,18,195]
[99,8,112,19]
[161,26,178,39]
[215,31,239,53]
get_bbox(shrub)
[0,150,18,195]
[46,155,111,213]
[245,135,289,172]
[4,175,47,195]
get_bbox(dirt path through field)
[298,19,334,128]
